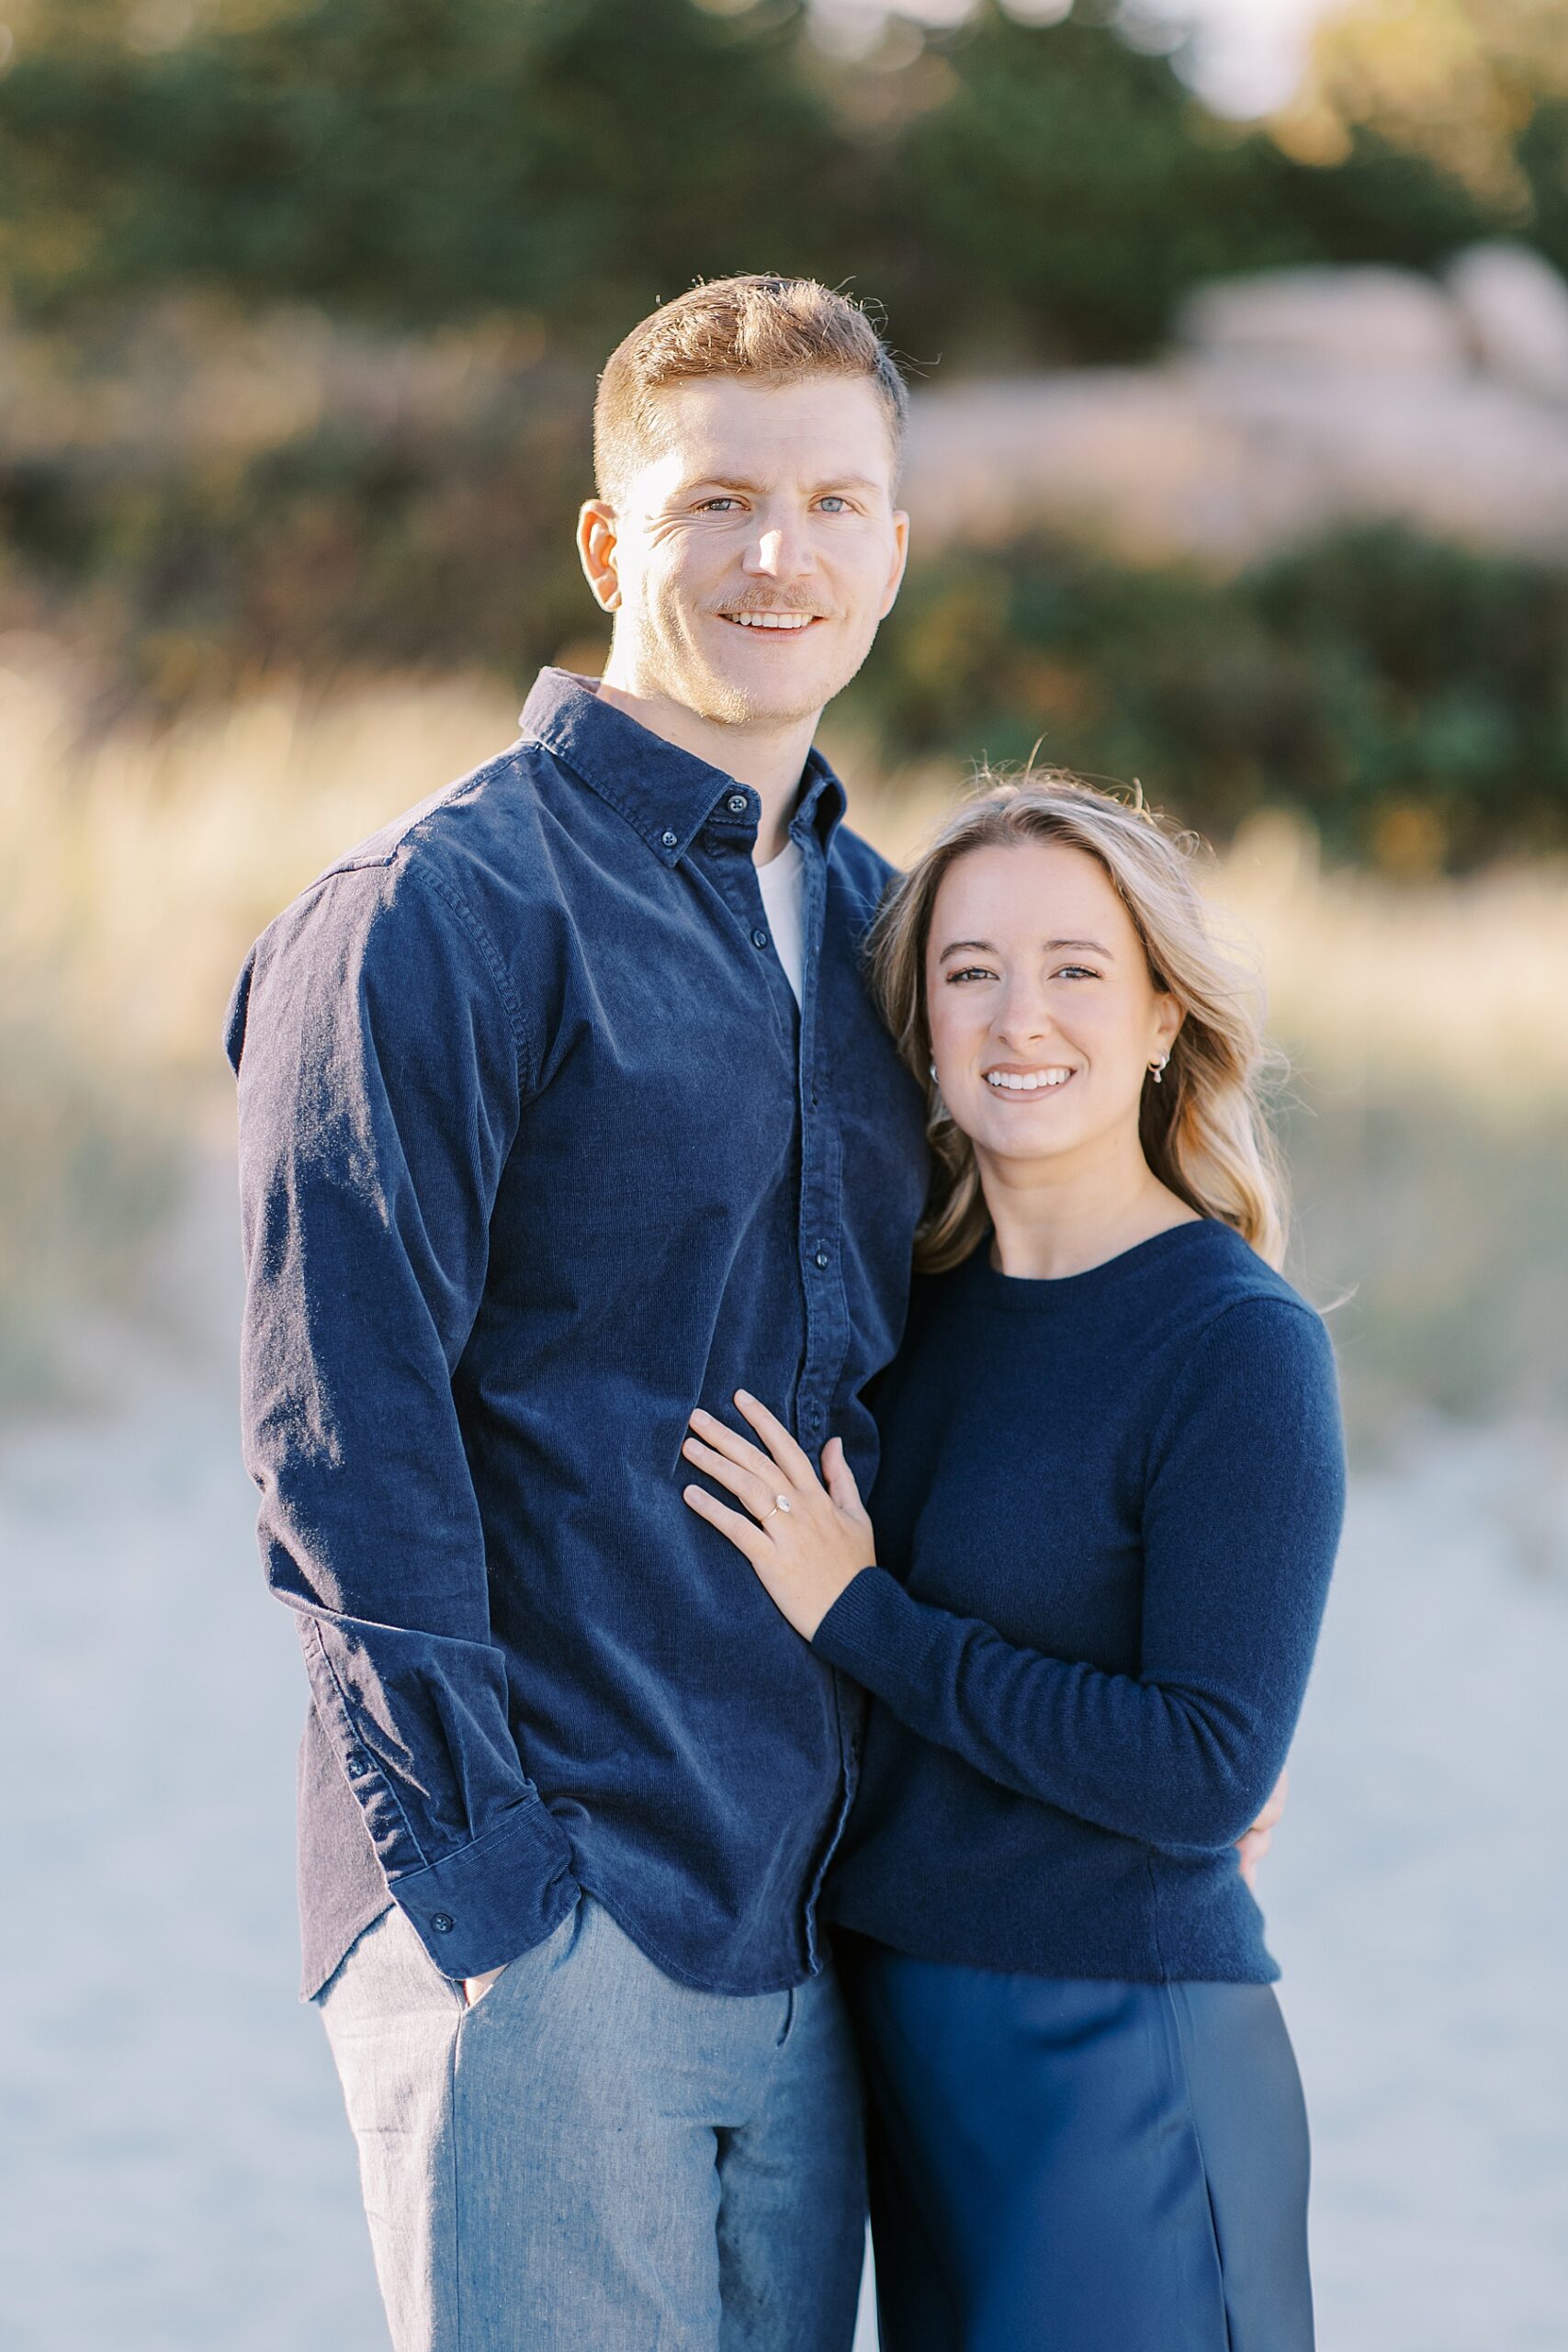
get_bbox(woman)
[681,775,1345,2351]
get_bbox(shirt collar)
[518,668,847,868]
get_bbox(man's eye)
[694,497,739,513]
[818,495,850,513]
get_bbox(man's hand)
[1236,1766,1289,1891]
[463,1962,507,2007]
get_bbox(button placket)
[791,838,846,1461]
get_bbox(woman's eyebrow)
[936,936,1114,961]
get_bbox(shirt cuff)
[809,1566,941,1713]
[391,1796,581,1980]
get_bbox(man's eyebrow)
[676,473,885,497]
[936,936,1113,961]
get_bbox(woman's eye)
[945,967,997,985]
[1054,965,1098,981]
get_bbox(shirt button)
[345,1751,367,1779]
[431,1913,455,1934]
[803,1405,821,1430]
[727,792,749,816]
[751,927,769,950]
[814,1249,830,1270]
[660,830,678,849]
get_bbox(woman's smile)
[982,1063,1077,1096]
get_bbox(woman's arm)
[684,1300,1345,1854]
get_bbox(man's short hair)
[593,275,908,505]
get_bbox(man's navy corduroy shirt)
[225,669,931,2000]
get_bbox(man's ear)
[577,501,622,612]
[879,510,911,620]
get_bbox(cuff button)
[431,1913,455,1934]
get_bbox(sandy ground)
[2,1169,1564,2351]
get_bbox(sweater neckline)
[960,1216,1235,1308]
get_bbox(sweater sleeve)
[226,860,580,1979]
[810,1296,1346,1850]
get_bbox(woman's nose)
[996,989,1054,1047]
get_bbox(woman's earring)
[929,1060,938,1083]
[1149,1054,1169,1083]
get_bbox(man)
[227,276,1281,2352]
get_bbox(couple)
[227,276,1344,2352]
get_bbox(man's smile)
[714,607,824,632]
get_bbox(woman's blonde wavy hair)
[867,772,1291,1273]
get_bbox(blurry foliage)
[1,0,1564,870]
[6,308,1568,868]
[849,527,1568,870]
[0,0,1507,361]
[1280,0,1568,242]
[0,320,601,707]
[884,6,1490,359]
[0,0,855,333]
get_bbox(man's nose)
[743,520,815,579]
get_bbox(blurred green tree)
[0,0,1504,357]
[0,0,860,331]
[1273,0,1568,276]
[882,0,1488,358]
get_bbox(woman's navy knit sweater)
[813,1217,1346,1984]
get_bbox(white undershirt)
[755,836,806,1007]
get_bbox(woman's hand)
[681,1391,876,1641]
[1235,1766,1288,1890]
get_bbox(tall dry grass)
[4,647,1565,1428]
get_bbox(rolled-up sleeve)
[226,858,579,1978]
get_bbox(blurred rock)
[905,249,1568,565]
[1447,242,1568,406]
[1175,266,1468,377]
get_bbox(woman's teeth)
[986,1069,1073,1092]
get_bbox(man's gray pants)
[314,1890,867,2351]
